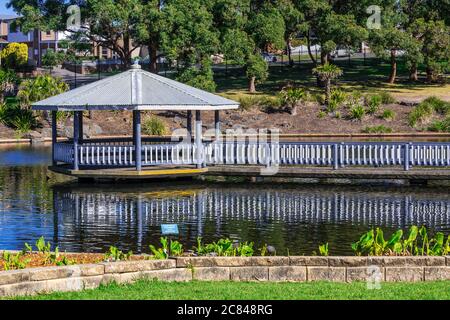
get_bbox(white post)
[195,111,203,168]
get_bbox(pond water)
[0,145,449,255]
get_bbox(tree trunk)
[249,76,256,93]
[426,66,435,83]
[149,42,158,73]
[287,39,293,66]
[388,49,397,84]
[321,51,328,65]
[325,79,331,106]
[306,31,317,65]
[409,64,418,81]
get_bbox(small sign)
[161,224,179,235]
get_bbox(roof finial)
[131,59,141,70]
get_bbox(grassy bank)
[14,280,450,300]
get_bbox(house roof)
[32,64,239,111]
[0,14,19,21]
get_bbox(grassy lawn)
[215,58,450,101]
[14,280,450,300]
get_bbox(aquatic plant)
[104,246,133,262]
[2,251,29,270]
[195,237,255,257]
[149,237,184,259]
[352,226,449,256]
[35,236,52,253]
[318,243,329,256]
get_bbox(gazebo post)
[187,110,192,140]
[195,111,203,168]
[73,111,80,170]
[214,110,220,141]
[133,110,142,171]
[51,110,57,166]
[78,111,83,143]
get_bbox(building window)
[9,24,18,33]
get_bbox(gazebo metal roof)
[32,64,239,111]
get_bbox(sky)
[0,0,15,15]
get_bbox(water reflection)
[51,183,450,255]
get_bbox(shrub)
[349,104,365,120]
[279,87,307,115]
[408,102,434,127]
[239,95,282,113]
[379,91,396,104]
[380,109,395,121]
[176,63,216,93]
[18,75,69,110]
[328,89,347,113]
[428,118,450,132]
[362,125,393,133]
[365,94,382,115]
[0,43,28,70]
[11,109,36,136]
[142,116,168,136]
[0,69,20,102]
[422,96,450,115]
[317,110,326,118]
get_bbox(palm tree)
[312,63,343,106]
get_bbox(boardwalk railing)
[54,141,450,171]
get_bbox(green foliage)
[2,251,29,270]
[312,63,343,82]
[380,109,396,121]
[317,110,326,119]
[328,89,347,113]
[318,243,329,256]
[195,237,254,257]
[352,226,449,256]
[246,54,269,86]
[349,104,365,120]
[35,236,51,253]
[142,116,168,136]
[422,97,450,116]
[408,101,435,127]
[428,117,450,132]
[104,246,132,262]
[176,62,216,92]
[18,75,69,110]
[379,92,396,105]
[41,49,65,69]
[365,94,382,115]
[0,69,20,102]
[362,125,393,134]
[279,87,307,115]
[0,43,28,70]
[0,101,36,135]
[149,237,184,259]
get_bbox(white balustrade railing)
[53,141,450,170]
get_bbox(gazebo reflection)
[51,184,450,253]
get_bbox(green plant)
[11,110,36,136]
[18,75,69,110]
[380,109,395,121]
[318,243,329,256]
[259,244,268,256]
[0,42,28,70]
[335,111,342,119]
[349,104,365,120]
[362,125,393,133]
[379,92,396,104]
[104,246,132,262]
[2,251,29,270]
[365,94,382,115]
[422,96,450,115]
[428,117,450,132]
[149,237,184,259]
[35,236,52,253]
[327,89,347,113]
[142,116,168,136]
[279,87,307,115]
[22,243,33,255]
[312,63,343,106]
[195,237,255,257]
[351,226,449,256]
[56,255,75,266]
[317,110,326,118]
[408,102,434,127]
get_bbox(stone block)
[76,264,105,276]
[367,257,407,267]
[45,277,84,293]
[0,281,47,297]
[176,257,253,268]
[307,267,346,282]
[103,259,175,274]
[424,267,450,281]
[0,270,29,285]
[404,257,445,266]
[29,266,81,281]
[249,257,289,266]
[229,267,268,281]
[346,267,384,282]
[328,257,367,267]
[268,266,307,282]
[193,267,230,281]
[142,268,192,282]
[289,256,328,266]
[385,267,423,282]
[82,275,104,290]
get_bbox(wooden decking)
[49,165,207,180]
[49,164,450,182]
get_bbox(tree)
[42,49,65,73]
[280,86,307,116]
[0,43,28,70]
[312,63,343,106]
[246,54,268,93]
[17,75,69,110]
[161,0,219,90]
[278,0,306,66]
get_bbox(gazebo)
[32,63,239,179]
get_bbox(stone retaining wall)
[0,256,449,297]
